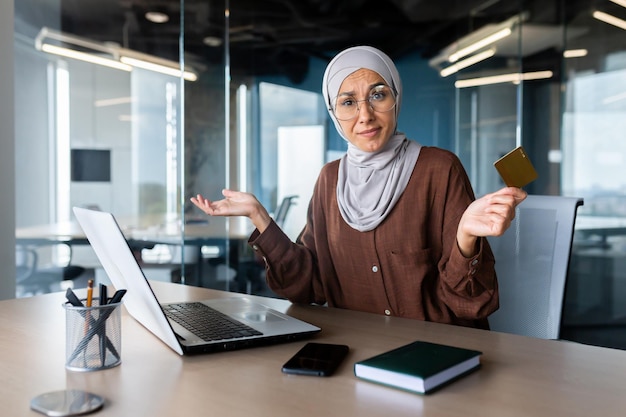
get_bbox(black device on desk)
[282,342,349,376]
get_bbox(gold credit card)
[494,146,538,188]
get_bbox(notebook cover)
[354,341,482,394]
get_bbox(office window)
[559,5,626,348]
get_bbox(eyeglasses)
[331,85,397,121]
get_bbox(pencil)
[86,279,94,307]
[84,279,94,358]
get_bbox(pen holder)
[64,300,122,372]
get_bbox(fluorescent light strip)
[593,11,626,31]
[610,0,626,9]
[38,28,198,82]
[603,91,626,105]
[42,44,132,71]
[563,49,588,58]
[94,96,133,107]
[237,84,248,192]
[145,11,169,23]
[454,71,554,88]
[440,49,496,77]
[449,28,512,63]
[120,56,198,81]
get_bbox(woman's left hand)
[456,187,528,256]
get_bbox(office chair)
[274,195,298,228]
[237,195,298,296]
[16,242,86,297]
[487,195,584,339]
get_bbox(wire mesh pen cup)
[63,300,122,372]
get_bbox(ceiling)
[17,0,593,83]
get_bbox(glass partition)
[14,0,230,296]
[559,1,626,348]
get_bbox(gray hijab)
[322,46,422,232]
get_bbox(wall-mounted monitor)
[71,149,111,182]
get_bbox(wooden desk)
[2,281,626,417]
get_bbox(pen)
[109,289,127,304]
[99,283,108,305]
[98,284,108,366]
[67,289,127,364]
[65,288,84,307]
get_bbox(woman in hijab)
[191,46,526,329]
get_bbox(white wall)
[14,43,55,228]
[277,125,325,241]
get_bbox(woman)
[191,46,526,329]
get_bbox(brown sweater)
[249,146,498,329]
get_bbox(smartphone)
[494,146,538,188]
[281,342,349,376]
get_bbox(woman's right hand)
[190,189,272,233]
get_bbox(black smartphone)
[281,342,349,376]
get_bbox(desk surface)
[2,281,626,417]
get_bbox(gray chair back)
[487,195,583,339]
[274,195,298,228]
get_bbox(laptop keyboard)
[163,302,263,342]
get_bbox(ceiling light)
[449,28,512,63]
[203,36,223,47]
[593,11,626,31]
[145,12,169,24]
[563,49,588,58]
[610,0,626,9]
[35,27,198,82]
[428,12,528,73]
[454,70,554,88]
[41,44,132,71]
[120,56,197,81]
[603,91,626,105]
[440,49,496,77]
[94,97,133,107]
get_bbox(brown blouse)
[249,146,498,329]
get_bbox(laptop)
[72,206,320,355]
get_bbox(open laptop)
[72,206,320,355]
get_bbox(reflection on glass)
[13,0,197,296]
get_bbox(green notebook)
[354,341,482,394]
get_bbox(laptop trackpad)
[235,310,285,323]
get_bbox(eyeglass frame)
[330,84,398,121]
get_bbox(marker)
[98,284,108,366]
[98,283,108,305]
[65,288,84,307]
[109,289,127,304]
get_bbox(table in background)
[15,216,254,288]
[2,281,626,417]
